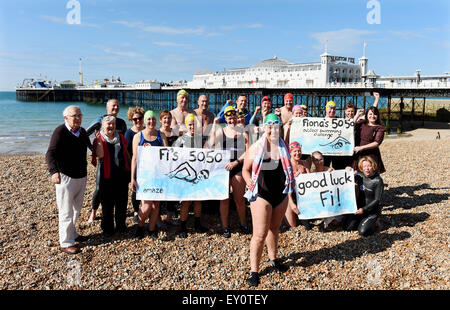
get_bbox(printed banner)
[136,146,231,201]
[290,117,354,156]
[295,169,357,220]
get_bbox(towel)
[244,133,295,202]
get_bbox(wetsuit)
[222,128,245,178]
[344,171,384,236]
[257,158,287,207]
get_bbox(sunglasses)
[225,110,237,116]
[132,116,143,122]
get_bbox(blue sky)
[0,0,449,90]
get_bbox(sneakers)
[246,272,260,287]
[135,226,145,239]
[195,223,209,233]
[148,230,158,239]
[240,224,251,235]
[269,259,289,273]
[178,228,188,239]
[222,227,231,238]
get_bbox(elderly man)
[87,99,128,224]
[46,105,98,254]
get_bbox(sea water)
[0,92,132,155]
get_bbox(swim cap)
[264,113,280,125]
[289,141,301,152]
[224,105,236,115]
[144,110,156,121]
[261,96,271,104]
[237,109,246,117]
[326,101,336,110]
[300,104,308,110]
[292,105,302,112]
[284,93,294,101]
[184,113,196,125]
[177,89,189,100]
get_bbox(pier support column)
[411,97,415,129]
[422,97,426,126]
[385,96,391,135]
[398,97,404,134]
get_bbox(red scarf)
[93,133,130,179]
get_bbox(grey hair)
[311,151,323,159]
[63,105,81,117]
[102,115,116,125]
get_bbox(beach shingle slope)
[0,134,448,290]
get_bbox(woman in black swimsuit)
[242,113,294,287]
[210,106,250,238]
[159,110,180,225]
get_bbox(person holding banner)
[124,107,145,223]
[285,141,310,229]
[352,107,386,174]
[173,113,209,238]
[94,115,131,238]
[344,156,383,236]
[283,104,306,143]
[159,110,180,225]
[210,106,250,238]
[131,111,168,239]
[243,113,295,287]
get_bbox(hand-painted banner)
[136,146,231,201]
[290,117,354,155]
[295,169,357,219]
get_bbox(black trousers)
[344,213,378,236]
[100,177,128,235]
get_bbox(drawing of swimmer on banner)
[290,117,354,156]
[136,146,231,201]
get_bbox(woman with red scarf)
[94,115,131,238]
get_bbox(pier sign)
[295,169,357,219]
[136,146,231,201]
[290,117,354,156]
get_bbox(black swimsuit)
[222,128,245,178]
[257,158,287,207]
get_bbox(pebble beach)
[0,128,448,291]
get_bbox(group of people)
[46,90,386,287]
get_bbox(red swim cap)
[284,93,294,101]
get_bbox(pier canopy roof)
[251,56,294,69]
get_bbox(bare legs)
[249,196,288,273]
[220,172,248,230]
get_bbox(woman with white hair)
[94,115,131,238]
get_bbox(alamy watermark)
[367,0,381,24]
[66,259,82,287]
[366,259,383,285]
[66,0,81,25]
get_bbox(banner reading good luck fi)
[295,169,357,219]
